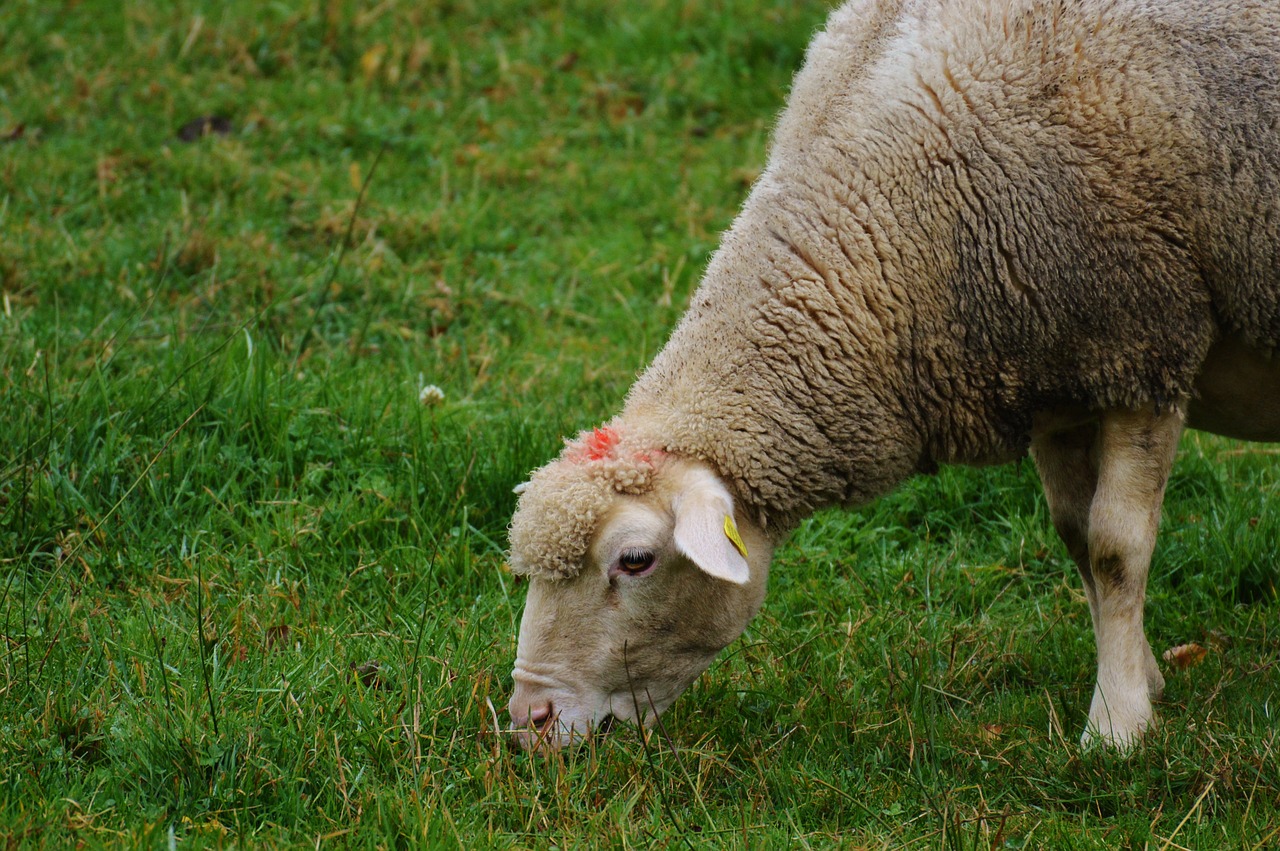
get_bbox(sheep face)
[507,457,770,750]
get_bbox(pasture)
[1,0,1277,846]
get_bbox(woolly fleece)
[508,426,664,578]
[509,0,1280,576]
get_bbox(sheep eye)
[617,549,656,575]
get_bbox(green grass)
[2,0,1277,847]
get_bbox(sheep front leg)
[1031,405,1182,748]
[1082,405,1182,747]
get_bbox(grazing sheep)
[506,0,1280,751]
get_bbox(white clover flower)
[418,384,446,406]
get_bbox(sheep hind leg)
[1031,405,1181,748]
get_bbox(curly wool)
[508,426,664,579]
[509,0,1280,576]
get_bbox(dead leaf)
[978,723,1006,743]
[265,624,291,651]
[1163,642,1208,670]
[352,660,389,689]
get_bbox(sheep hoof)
[1080,687,1154,750]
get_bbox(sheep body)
[506,0,1280,749]
[624,0,1280,530]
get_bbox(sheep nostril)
[527,702,553,729]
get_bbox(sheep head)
[506,426,771,750]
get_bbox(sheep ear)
[672,473,750,585]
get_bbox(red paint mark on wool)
[582,426,620,461]
[567,425,664,469]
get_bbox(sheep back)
[620,0,1280,529]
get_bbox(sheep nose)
[507,699,555,750]
[523,701,553,729]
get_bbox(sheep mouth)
[507,712,617,752]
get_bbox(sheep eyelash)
[615,548,657,575]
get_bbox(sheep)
[505,0,1280,752]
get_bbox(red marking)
[567,425,663,468]
[582,426,619,461]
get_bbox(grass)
[1,0,1277,846]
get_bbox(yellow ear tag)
[723,514,748,559]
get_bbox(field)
[2,0,1277,847]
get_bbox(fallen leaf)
[1163,642,1208,670]
[352,660,389,689]
[264,624,291,651]
[978,723,1006,742]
